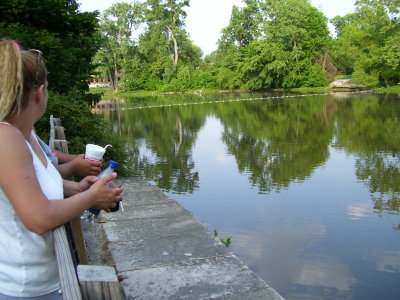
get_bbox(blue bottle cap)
[107,160,118,169]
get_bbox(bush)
[35,91,130,175]
[352,69,379,87]
[302,65,329,87]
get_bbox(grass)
[334,75,352,79]
[89,87,234,98]
[89,86,333,99]
[88,83,400,100]
[213,230,232,248]
[283,86,331,93]
[375,85,400,94]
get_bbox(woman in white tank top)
[0,41,123,299]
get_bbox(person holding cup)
[53,150,103,177]
[0,40,122,299]
[35,135,102,178]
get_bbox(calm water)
[98,91,400,300]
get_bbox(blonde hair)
[0,40,47,121]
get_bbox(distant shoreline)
[89,85,400,100]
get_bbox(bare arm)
[0,126,122,235]
[55,153,102,178]
[54,150,78,164]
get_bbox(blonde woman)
[0,40,123,299]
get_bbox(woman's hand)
[77,176,98,193]
[89,173,123,212]
[71,154,102,177]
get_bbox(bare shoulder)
[0,124,26,145]
[0,124,31,162]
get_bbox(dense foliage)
[0,0,129,171]
[0,0,100,93]
[216,0,333,89]
[93,0,399,91]
[331,0,400,86]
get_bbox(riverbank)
[89,87,331,99]
[89,84,400,101]
[82,177,284,299]
[375,85,400,94]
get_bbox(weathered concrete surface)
[329,78,366,89]
[84,177,284,300]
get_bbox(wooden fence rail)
[49,115,122,300]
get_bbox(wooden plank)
[78,265,123,300]
[53,226,82,300]
[69,216,89,265]
[55,126,66,139]
[54,139,69,153]
[49,115,56,149]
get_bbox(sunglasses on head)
[27,49,45,85]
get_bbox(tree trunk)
[113,53,118,90]
[104,56,116,92]
[322,49,328,71]
[108,67,115,92]
[165,25,178,65]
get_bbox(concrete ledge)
[93,177,284,299]
[120,256,281,300]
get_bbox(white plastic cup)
[85,144,106,161]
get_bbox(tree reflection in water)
[100,92,400,221]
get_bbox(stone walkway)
[83,177,284,300]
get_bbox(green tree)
[96,2,144,91]
[0,0,129,167]
[332,0,400,86]
[219,0,261,48]
[144,0,190,67]
[0,0,100,93]
[100,0,202,91]
[215,0,333,89]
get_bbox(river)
[97,90,400,300]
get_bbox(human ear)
[34,85,45,104]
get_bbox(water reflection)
[97,91,400,299]
[292,255,357,299]
[219,96,335,193]
[347,201,373,220]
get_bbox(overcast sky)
[79,0,356,55]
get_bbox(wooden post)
[78,265,123,300]
[69,217,89,265]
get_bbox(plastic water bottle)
[81,160,119,223]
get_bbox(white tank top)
[0,126,64,297]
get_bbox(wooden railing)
[49,115,122,300]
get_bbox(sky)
[78,0,356,55]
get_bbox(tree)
[120,0,202,91]
[219,0,262,49]
[0,0,100,93]
[216,0,333,89]
[332,0,400,86]
[93,0,202,91]
[144,0,190,67]
[97,2,144,91]
[0,0,129,167]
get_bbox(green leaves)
[333,0,400,86]
[0,0,100,93]
[215,0,332,89]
